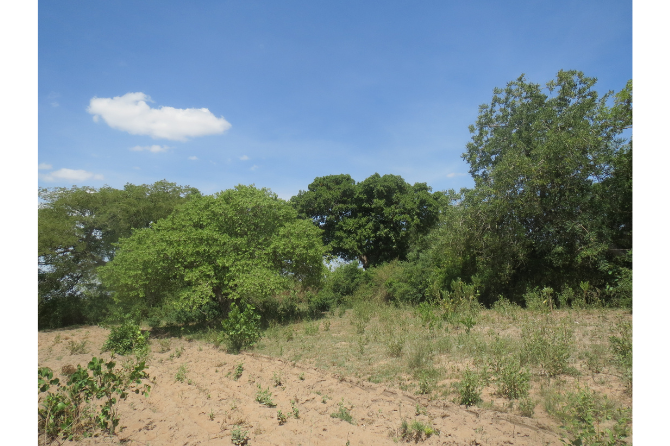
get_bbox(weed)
[456,369,481,407]
[496,359,530,400]
[407,343,434,370]
[66,340,89,355]
[272,371,283,387]
[209,409,215,421]
[521,320,575,377]
[233,363,244,380]
[304,322,319,335]
[291,400,300,418]
[386,337,405,357]
[323,320,331,331]
[330,399,354,424]
[38,357,151,441]
[277,409,288,425]
[415,404,427,416]
[299,373,305,381]
[231,425,249,445]
[460,314,477,334]
[175,364,188,383]
[609,320,632,392]
[169,346,184,360]
[518,397,536,417]
[156,338,171,353]
[399,419,435,442]
[255,384,276,407]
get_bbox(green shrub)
[220,303,262,354]
[102,319,149,355]
[456,369,482,407]
[496,359,530,400]
[521,321,575,377]
[231,425,249,445]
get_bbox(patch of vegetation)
[220,303,262,354]
[276,409,288,425]
[330,399,354,424]
[66,339,89,355]
[496,358,530,400]
[38,357,151,442]
[175,364,188,383]
[255,384,276,407]
[456,369,482,407]
[102,319,149,356]
[399,419,435,442]
[231,425,249,445]
[233,363,244,380]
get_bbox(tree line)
[38,70,632,329]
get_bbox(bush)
[456,369,482,407]
[220,303,262,354]
[102,319,149,355]
[496,359,531,400]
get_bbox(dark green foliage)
[38,357,151,442]
[220,303,262,354]
[415,72,633,306]
[102,319,149,355]
[38,181,200,329]
[292,173,442,269]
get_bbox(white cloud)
[239,155,249,161]
[188,156,198,160]
[38,163,52,170]
[130,144,170,153]
[250,165,259,171]
[51,102,59,108]
[87,92,232,141]
[40,168,103,182]
[446,172,467,178]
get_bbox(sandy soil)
[38,326,567,446]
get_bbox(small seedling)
[330,399,354,424]
[273,371,283,387]
[291,400,300,418]
[231,425,249,445]
[175,364,188,383]
[209,410,215,421]
[299,373,305,381]
[277,409,288,425]
[255,384,276,407]
[233,363,244,380]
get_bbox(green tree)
[38,180,200,328]
[291,173,442,269]
[100,185,325,318]
[456,71,632,304]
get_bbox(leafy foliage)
[100,185,326,321]
[220,303,262,354]
[38,181,200,328]
[102,319,149,355]
[38,357,151,442]
[292,173,442,269]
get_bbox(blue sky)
[38,0,632,199]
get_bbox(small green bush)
[399,419,435,441]
[102,319,149,355]
[496,359,530,400]
[220,303,262,354]
[255,384,276,407]
[457,369,482,407]
[231,425,249,445]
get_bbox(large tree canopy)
[453,71,632,303]
[100,185,326,317]
[291,173,442,269]
[38,180,200,328]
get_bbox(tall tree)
[458,71,632,303]
[100,185,325,317]
[38,180,200,328]
[291,173,442,268]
